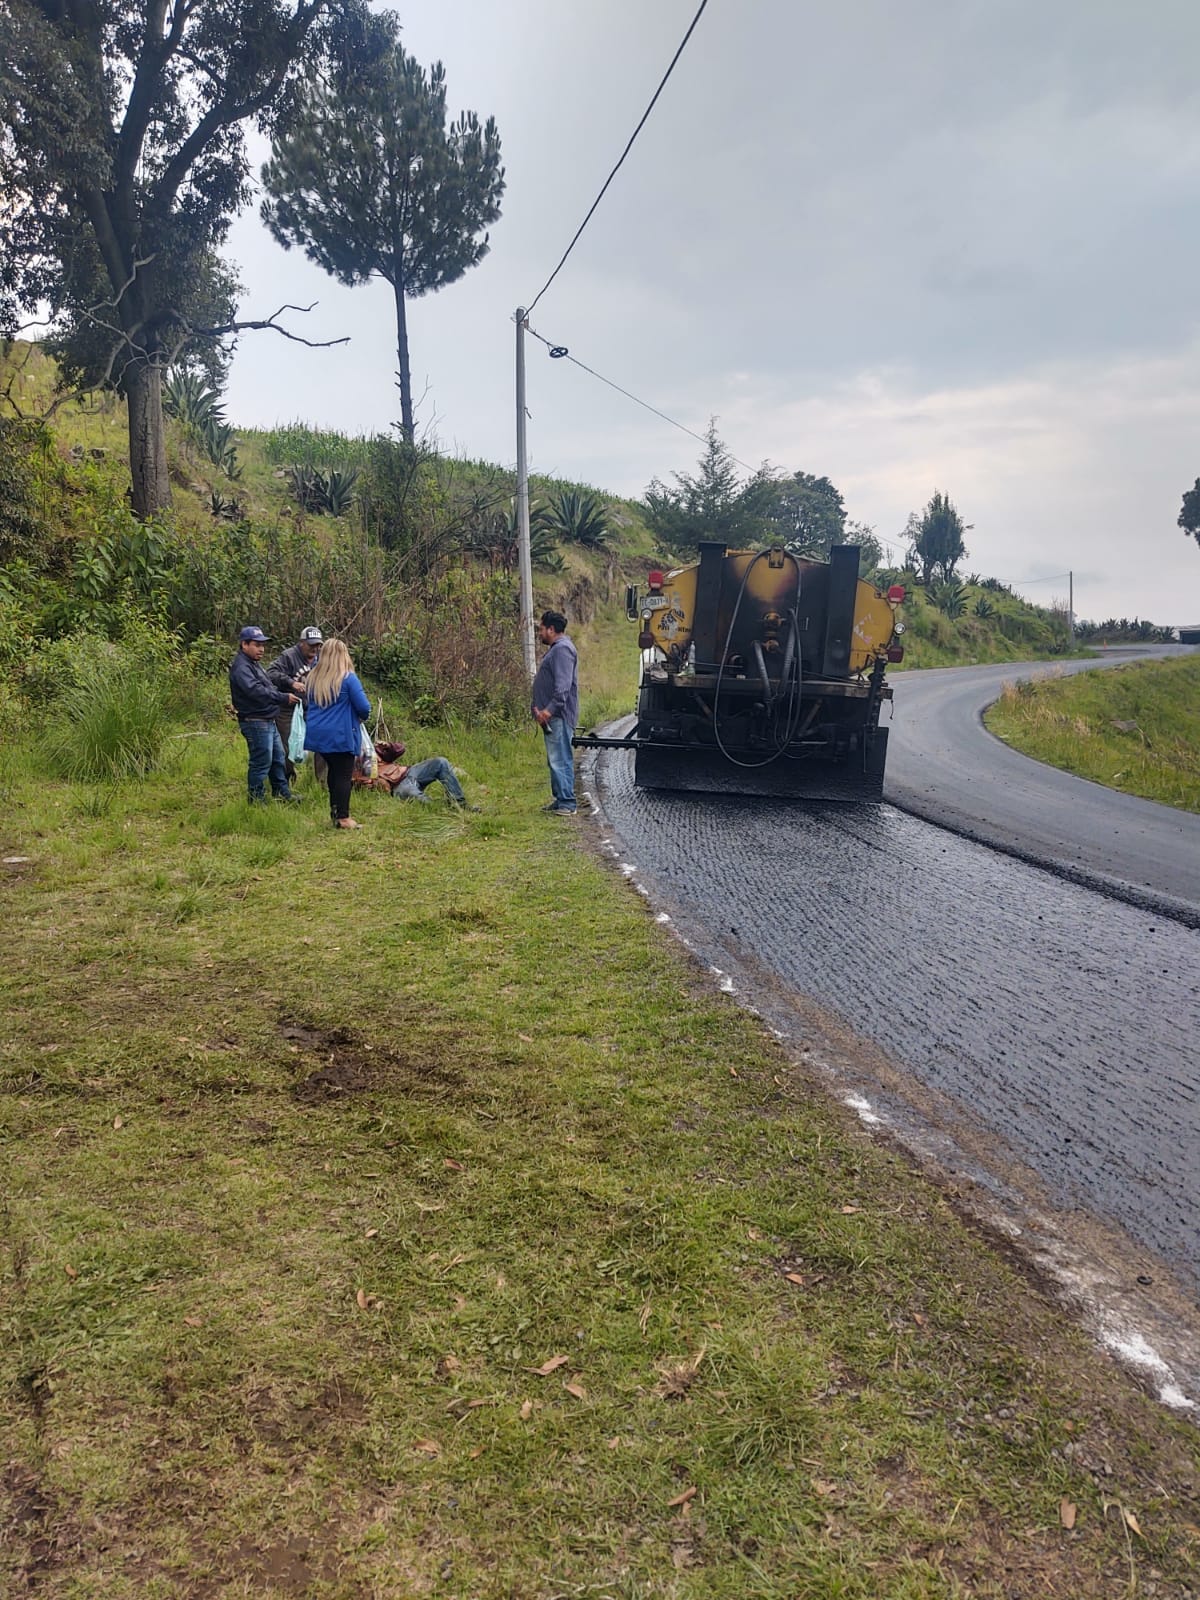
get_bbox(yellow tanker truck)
[575,542,905,801]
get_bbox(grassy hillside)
[2,340,1094,710]
[891,581,1084,670]
[985,654,1200,812]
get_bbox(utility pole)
[1068,570,1074,639]
[515,307,536,680]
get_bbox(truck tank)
[575,542,905,801]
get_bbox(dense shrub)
[35,619,194,780]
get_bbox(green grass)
[2,711,1199,1598]
[985,655,1200,812]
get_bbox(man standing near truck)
[531,609,579,815]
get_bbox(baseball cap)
[300,626,323,644]
[239,625,269,643]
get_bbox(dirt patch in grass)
[282,1018,465,1103]
[2,1463,85,1589]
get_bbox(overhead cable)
[525,320,907,565]
[528,320,765,474]
[993,571,1072,587]
[524,0,710,315]
[525,320,721,453]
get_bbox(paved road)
[884,647,1200,923]
[584,660,1200,1404]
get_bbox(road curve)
[884,646,1200,924]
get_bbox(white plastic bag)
[357,722,377,779]
[288,701,307,764]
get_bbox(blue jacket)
[229,649,292,721]
[304,672,370,755]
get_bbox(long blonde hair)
[306,637,354,707]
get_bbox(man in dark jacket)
[267,625,322,780]
[530,609,579,815]
[228,626,301,803]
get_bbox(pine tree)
[908,491,971,585]
[261,12,504,441]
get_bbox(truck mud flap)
[634,728,887,802]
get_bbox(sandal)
[333,817,363,830]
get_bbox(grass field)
[985,655,1200,813]
[3,698,1200,1598]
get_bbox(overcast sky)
[223,0,1200,625]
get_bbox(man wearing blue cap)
[228,626,302,803]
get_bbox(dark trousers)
[323,750,355,821]
[240,719,291,801]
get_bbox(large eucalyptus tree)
[0,0,341,515]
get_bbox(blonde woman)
[303,638,370,829]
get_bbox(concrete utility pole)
[1068,570,1074,638]
[514,307,536,680]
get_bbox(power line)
[525,319,724,454]
[525,320,908,564]
[525,0,710,316]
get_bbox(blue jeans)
[543,717,576,810]
[394,756,466,804]
[240,719,292,801]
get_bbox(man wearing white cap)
[267,626,323,781]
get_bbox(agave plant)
[324,468,359,517]
[163,369,222,433]
[202,418,241,480]
[209,491,243,521]
[546,489,610,549]
[972,595,996,619]
[931,579,968,620]
[284,464,359,516]
[463,493,562,573]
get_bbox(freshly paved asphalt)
[584,649,1200,1396]
[884,646,1200,923]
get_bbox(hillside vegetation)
[985,654,1200,812]
[2,340,1093,739]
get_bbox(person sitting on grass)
[302,638,370,831]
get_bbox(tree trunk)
[393,275,414,443]
[126,359,173,518]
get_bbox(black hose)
[712,552,804,769]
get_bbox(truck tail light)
[648,568,664,591]
[886,644,904,663]
[887,585,906,603]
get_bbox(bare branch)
[188,303,349,348]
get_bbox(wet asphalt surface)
[885,646,1200,920]
[588,747,1200,1315]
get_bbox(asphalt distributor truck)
[575,542,905,801]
